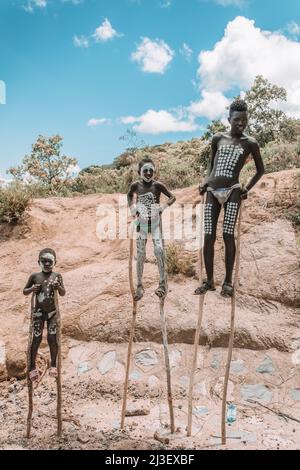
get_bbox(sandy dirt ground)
[0,169,299,450]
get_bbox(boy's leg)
[30,314,44,378]
[195,192,221,294]
[152,223,166,298]
[222,188,241,296]
[135,225,147,301]
[47,313,58,374]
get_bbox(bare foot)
[49,367,58,378]
[134,285,144,301]
[29,369,39,382]
[155,284,167,299]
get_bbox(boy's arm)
[199,134,220,194]
[23,274,38,296]
[54,273,66,297]
[127,182,138,216]
[244,139,265,195]
[158,183,176,210]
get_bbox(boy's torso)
[32,272,59,314]
[207,133,253,189]
[135,180,162,225]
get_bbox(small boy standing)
[23,248,65,381]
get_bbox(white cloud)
[66,164,81,177]
[0,175,13,189]
[131,37,175,74]
[73,35,89,48]
[62,0,84,4]
[196,16,300,118]
[180,43,193,62]
[34,0,47,6]
[87,118,111,127]
[189,90,230,120]
[120,116,138,124]
[122,109,198,134]
[23,0,47,12]
[93,19,122,43]
[160,0,172,7]
[213,0,245,6]
[287,21,300,38]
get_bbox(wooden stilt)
[159,214,175,434]
[221,203,243,445]
[54,291,62,437]
[159,297,175,434]
[187,195,205,437]
[26,293,35,439]
[121,224,137,430]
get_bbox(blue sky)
[1,0,300,176]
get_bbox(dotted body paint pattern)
[223,202,239,235]
[215,145,244,178]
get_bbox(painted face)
[140,163,155,183]
[39,253,55,272]
[229,111,248,136]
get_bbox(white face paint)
[140,163,155,183]
[39,252,56,272]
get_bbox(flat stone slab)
[169,349,182,368]
[230,359,246,374]
[97,351,116,375]
[211,354,221,370]
[256,356,276,374]
[193,406,209,416]
[241,384,273,404]
[130,369,142,381]
[290,388,300,401]
[135,349,158,368]
[77,362,92,375]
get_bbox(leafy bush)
[0,183,31,224]
[262,139,300,173]
[165,243,196,277]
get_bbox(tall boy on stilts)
[127,158,176,301]
[195,99,264,297]
[125,158,176,433]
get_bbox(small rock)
[77,433,90,444]
[230,359,246,374]
[241,384,273,404]
[256,356,276,374]
[211,354,220,370]
[169,349,182,368]
[130,370,141,381]
[193,406,209,416]
[97,351,116,375]
[179,376,189,387]
[135,350,158,368]
[290,388,300,401]
[148,375,160,388]
[77,362,92,375]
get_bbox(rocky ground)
[0,169,299,450]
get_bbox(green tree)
[114,129,147,169]
[8,135,77,186]
[201,119,228,142]
[244,75,287,146]
[278,117,300,143]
